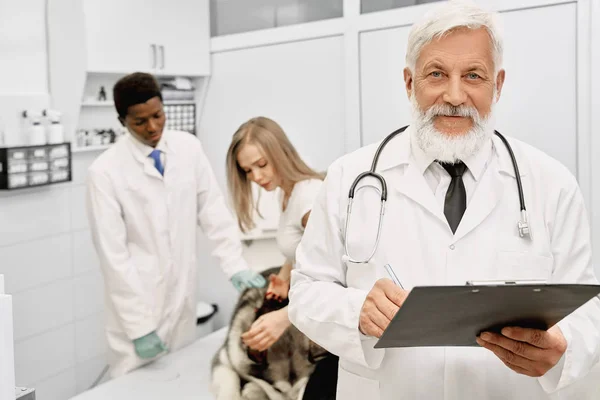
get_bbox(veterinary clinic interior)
[1,0,600,399]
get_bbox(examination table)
[69,327,227,400]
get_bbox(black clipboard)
[374,283,600,348]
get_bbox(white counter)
[70,328,227,400]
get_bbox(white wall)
[0,0,49,146]
[0,154,108,400]
[0,0,47,94]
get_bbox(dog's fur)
[211,268,327,400]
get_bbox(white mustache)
[423,104,482,124]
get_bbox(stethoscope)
[343,125,531,264]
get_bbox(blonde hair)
[226,117,324,232]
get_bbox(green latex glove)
[231,270,267,292]
[133,331,168,359]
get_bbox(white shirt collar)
[128,131,169,158]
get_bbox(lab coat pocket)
[337,364,380,399]
[494,251,553,281]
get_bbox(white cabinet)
[81,0,210,76]
[150,0,211,76]
[82,0,150,74]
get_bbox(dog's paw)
[273,380,292,393]
[241,382,269,400]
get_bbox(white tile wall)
[74,269,105,320]
[0,233,71,294]
[3,153,104,396]
[32,368,77,400]
[0,186,71,246]
[75,313,107,363]
[72,229,100,276]
[14,324,75,385]
[12,279,74,341]
[71,153,97,185]
[70,185,90,231]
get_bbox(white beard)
[410,92,496,163]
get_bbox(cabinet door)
[83,0,154,73]
[152,0,210,76]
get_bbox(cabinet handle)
[159,45,165,70]
[151,44,157,69]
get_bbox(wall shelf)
[81,101,113,107]
[72,144,111,153]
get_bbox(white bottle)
[45,111,64,144]
[29,116,46,145]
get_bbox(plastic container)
[28,118,46,146]
[196,302,218,339]
[42,110,65,144]
[47,118,64,144]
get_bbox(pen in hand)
[384,264,404,289]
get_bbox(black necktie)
[439,161,467,234]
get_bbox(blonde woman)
[226,116,337,399]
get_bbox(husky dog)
[211,268,328,400]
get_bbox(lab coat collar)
[462,138,492,182]
[374,126,446,226]
[127,130,175,179]
[376,126,413,172]
[128,131,173,158]
[409,130,435,176]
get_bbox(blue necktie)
[149,149,164,176]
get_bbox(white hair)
[406,0,504,73]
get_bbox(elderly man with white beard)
[287,1,600,399]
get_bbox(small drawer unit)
[0,143,72,190]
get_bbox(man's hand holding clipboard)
[357,269,600,379]
[467,279,567,377]
[476,324,567,377]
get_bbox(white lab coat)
[87,131,248,378]
[289,128,600,399]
